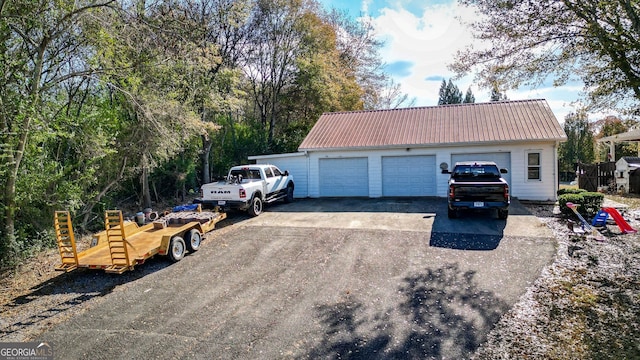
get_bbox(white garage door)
[319,158,369,197]
[382,155,437,196]
[451,152,511,185]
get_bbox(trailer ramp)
[54,211,79,272]
[104,210,133,274]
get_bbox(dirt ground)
[1,200,639,359]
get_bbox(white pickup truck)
[195,164,294,216]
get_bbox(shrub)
[557,188,587,196]
[582,192,605,217]
[558,192,604,219]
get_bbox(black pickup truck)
[445,161,510,219]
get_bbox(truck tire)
[168,236,186,262]
[284,184,294,203]
[447,207,458,219]
[498,209,509,220]
[184,229,202,252]
[248,196,263,217]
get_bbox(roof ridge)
[321,99,548,116]
[299,99,565,151]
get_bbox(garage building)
[249,99,567,201]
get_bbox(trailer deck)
[54,209,226,274]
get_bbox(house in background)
[249,99,567,201]
[615,156,640,193]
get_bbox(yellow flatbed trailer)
[54,209,226,274]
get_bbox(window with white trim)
[527,152,541,180]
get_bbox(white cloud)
[366,2,480,105]
[362,0,603,122]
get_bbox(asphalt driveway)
[39,198,556,359]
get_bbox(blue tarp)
[172,204,199,212]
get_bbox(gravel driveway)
[35,198,555,359]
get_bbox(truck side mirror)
[284,170,289,176]
[500,168,508,174]
[441,169,451,174]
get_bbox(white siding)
[249,153,308,198]
[250,142,560,201]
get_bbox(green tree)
[0,0,116,265]
[489,83,508,102]
[438,79,463,105]
[94,2,219,209]
[452,0,640,112]
[595,116,639,161]
[559,112,595,175]
[463,87,475,103]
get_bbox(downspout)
[554,141,560,201]
[304,150,310,198]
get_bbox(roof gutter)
[299,137,568,153]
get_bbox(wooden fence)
[577,162,616,192]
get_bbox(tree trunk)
[2,156,19,262]
[201,133,213,184]
[141,154,152,208]
[80,156,128,231]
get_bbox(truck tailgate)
[202,183,240,201]
[453,184,506,202]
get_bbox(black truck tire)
[284,184,294,203]
[248,196,263,217]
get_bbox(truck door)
[264,167,277,195]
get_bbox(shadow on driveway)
[0,257,173,341]
[306,263,509,359]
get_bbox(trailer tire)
[498,209,509,220]
[168,236,186,262]
[185,229,202,253]
[248,196,263,217]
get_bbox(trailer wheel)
[248,196,263,217]
[185,229,202,252]
[168,236,186,262]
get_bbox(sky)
[317,0,599,123]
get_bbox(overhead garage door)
[382,155,437,196]
[319,158,368,197]
[451,152,511,185]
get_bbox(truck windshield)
[230,169,262,180]
[452,165,500,178]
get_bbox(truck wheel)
[168,236,186,262]
[498,209,509,220]
[284,184,294,203]
[248,196,263,217]
[447,208,458,219]
[184,229,202,252]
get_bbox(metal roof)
[298,99,566,151]
[597,128,640,143]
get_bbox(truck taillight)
[239,188,246,198]
[504,185,510,199]
[449,185,455,199]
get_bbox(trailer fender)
[159,235,173,255]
